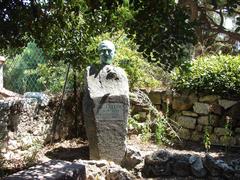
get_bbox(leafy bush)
[4,42,46,93]
[171,54,240,96]
[36,61,75,93]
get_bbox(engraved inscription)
[96,103,124,120]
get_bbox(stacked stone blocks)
[136,89,240,146]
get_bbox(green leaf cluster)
[127,0,196,70]
[171,54,240,97]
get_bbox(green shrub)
[4,42,46,93]
[36,61,75,93]
[171,54,240,96]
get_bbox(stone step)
[4,160,85,180]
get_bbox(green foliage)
[36,61,76,93]
[127,0,196,70]
[223,117,233,151]
[171,54,240,97]
[87,31,162,89]
[203,126,211,152]
[129,90,180,145]
[4,42,46,93]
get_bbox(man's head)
[98,40,115,65]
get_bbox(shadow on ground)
[45,145,89,161]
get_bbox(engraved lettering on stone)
[96,103,124,120]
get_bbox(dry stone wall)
[0,93,81,167]
[133,89,240,147]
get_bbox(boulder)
[189,155,207,177]
[171,154,191,177]
[142,149,172,177]
[4,160,86,180]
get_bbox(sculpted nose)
[105,50,109,55]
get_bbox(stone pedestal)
[83,65,129,164]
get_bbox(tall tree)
[178,0,240,46]
[127,0,197,70]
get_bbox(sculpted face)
[98,40,115,65]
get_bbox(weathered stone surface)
[75,159,137,180]
[142,150,172,177]
[193,102,210,115]
[196,125,203,132]
[215,160,234,179]
[214,128,230,136]
[122,146,143,170]
[161,89,173,104]
[210,134,220,145]
[148,90,162,105]
[209,114,220,126]
[198,116,209,125]
[219,136,236,146]
[177,116,196,129]
[226,102,240,127]
[204,154,221,176]
[236,136,240,145]
[171,154,191,177]
[199,95,219,103]
[219,99,238,109]
[182,111,198,117]
[209,104,223,115]
[235,128,240,134]
[23,92,49,106]
[204,126,213,133]
[191,131,202,141]
[4,160,86,180]
[231,159,240,174]
[172,94,196,111]
[189,155,207,177]
[83,65,129,164]
[178,128,191,140]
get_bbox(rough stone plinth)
[83,65,129,164]
[4,160,86,180]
